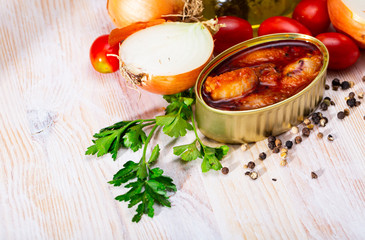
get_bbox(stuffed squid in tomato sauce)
[202,40,323,111]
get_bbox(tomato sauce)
[202,40,323,111]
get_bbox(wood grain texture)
[1,0,365,239]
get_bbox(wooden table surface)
[1,0,365,239]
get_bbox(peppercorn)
[328,134,334,141]
[247,161,255,169]
[280,160,287,166]
[317,132,323,139]
[324,97,331,101]
[341,81,350,90]
[320,102,328,111]
[268,136,276,143]
[323,99,331,106]
[291,126,299,134]
[249,171,258,180]
[302,127,310,137]
[347,98,356,107]
[358,92,364,99]
[332,78,340,86]
[307,124,314,129]
[280,148,288,154]
[330,101,335,106]
[312,116,320,125]
[356,101,361,107]
[317,112,323,118]
[362,76,365,82]
[303,118,311,125]
[337,111,346,119]
[349,92,355,99]
[245,171,251,175]
[268,141,275,150]
[275,139,282,148]
[241,143,249,152]
[221,167,229,175]
[295,136,302,144]
[344,109,350,116]
[325,84,330,90]
[349,81,355,88]
[280,152,287,159]
[273,147,280,153]
[332,85,339,91]
[311,172,318,179]
[285,140,293,149]
[259,152,267,160]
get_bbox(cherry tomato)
[258,16,312,36]
[292,0,330,36]
[316,32,360,70]
[213,16,253,55]
[90,34,119,73]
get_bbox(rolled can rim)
[195,33,329,115]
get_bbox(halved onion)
[328,0,365,48]
[119,22,214,95]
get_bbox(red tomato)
[258,16,312,36]
[292,0,330,36]
[316,32,360,70]
[213,16,253,55]
[90,34,119,73]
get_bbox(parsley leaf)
[173,140,201,161]
[201,145,229,172]
[156,113,193,138]
[86,120,154,160]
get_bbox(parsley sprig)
[86,89,229,222]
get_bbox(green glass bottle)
[203,0,301,29]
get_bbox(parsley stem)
[190,109,204,147]
[141,124,158,164]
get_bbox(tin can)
[195,33,329,143]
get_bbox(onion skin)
[121,57,212,95]
[328,0,365,48]
[107,0,184,28]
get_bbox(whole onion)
[107,0,184,28]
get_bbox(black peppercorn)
[332,78,340,86]
[332,85,339,91]
[337,111,345,119]
[247,161,255,169]
[325,84,330,90]
[320,102,328,111]
[285,140,293,149]
[356,101,361,107]
[259,152,267,160]
[302,127,310,137]
[347,98,356,107]
[341,81,350,90]
[221,167,229,175]
[268,141,275,150]
[349,92,355,99]
[268,136,276,142]
[313,117,320,125]
[330,101,335,106]
[312,112,318,118]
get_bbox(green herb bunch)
[86,89,229,222]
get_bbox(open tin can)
[195,33,329,143]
